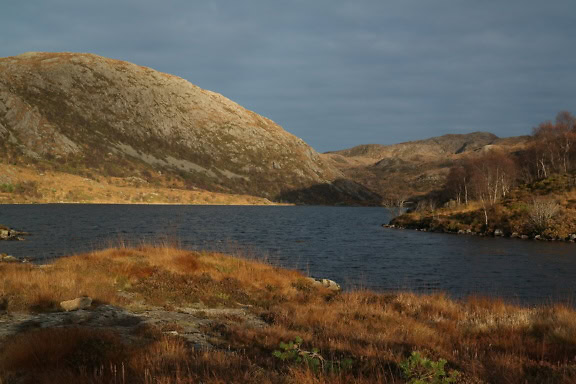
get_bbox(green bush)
[272,337,353,373]
[0,183,15,193]
[400,351,460,384]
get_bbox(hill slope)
[323,132,530,201]
[0,52,376,204]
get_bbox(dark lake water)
[1,204,575,305]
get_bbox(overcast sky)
[1,0,575,152]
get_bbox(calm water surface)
[1,204,575,305]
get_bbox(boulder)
[0,227,29,241]
[494,229,504,237]
[0,254,20,263]
[510,232,519,238]
[60,296,93,312]
[304,277,341,292]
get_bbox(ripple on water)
[0,204,575,305]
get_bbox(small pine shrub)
[400,351,460,384]
[273,337,353,373]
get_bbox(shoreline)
[382,223,576,243]
[0,201,292,206]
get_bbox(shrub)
[528,199,560,233]
[0,183,14,193]
[400,351,460,384]
[273,336,353,373]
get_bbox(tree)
[528,199,560,233]
[530,111,576,176]
[444,165,469,206]
[443,150,518,226]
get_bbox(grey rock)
[60,296,93,311]
[510,232,519,238]
[0,227,29,241]
[0,303,266,350]
[305,277,341,292]
[494,229,504,236]
[0,254,20,263]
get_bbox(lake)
[1,204,575,305]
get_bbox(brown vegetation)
[0,163,279,205]
[393,112,576,238]
[2,246,576,383]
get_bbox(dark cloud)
[1,0,575,151]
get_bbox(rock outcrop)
[0,225,28,241]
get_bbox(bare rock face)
[0,52,374,203]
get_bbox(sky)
[1,0,575,152]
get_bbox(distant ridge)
[328,132,499,160]
[322,132,530,200]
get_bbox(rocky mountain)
[323,132,530,201]
[0,52,378,204]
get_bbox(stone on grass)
[60,296,93,312]
[304,277,341,292]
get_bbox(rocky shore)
[0,225,28,241]
[382,222,576,242]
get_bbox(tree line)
[440,111,576,224]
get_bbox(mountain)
[323,132,530,201]
[0,52,377,205]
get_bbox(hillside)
[0,163,277,205]
[323,132,530,202]
[0,52,377,205]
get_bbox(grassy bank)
[1,246,576,383]
[0,163,280,205]
[391,174,576,241]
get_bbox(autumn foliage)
[395,111,576,236]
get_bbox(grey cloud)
[1,0,575,152]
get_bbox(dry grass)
[0,162,280,205]
[0,245,310,312]
[1,246,576,383]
